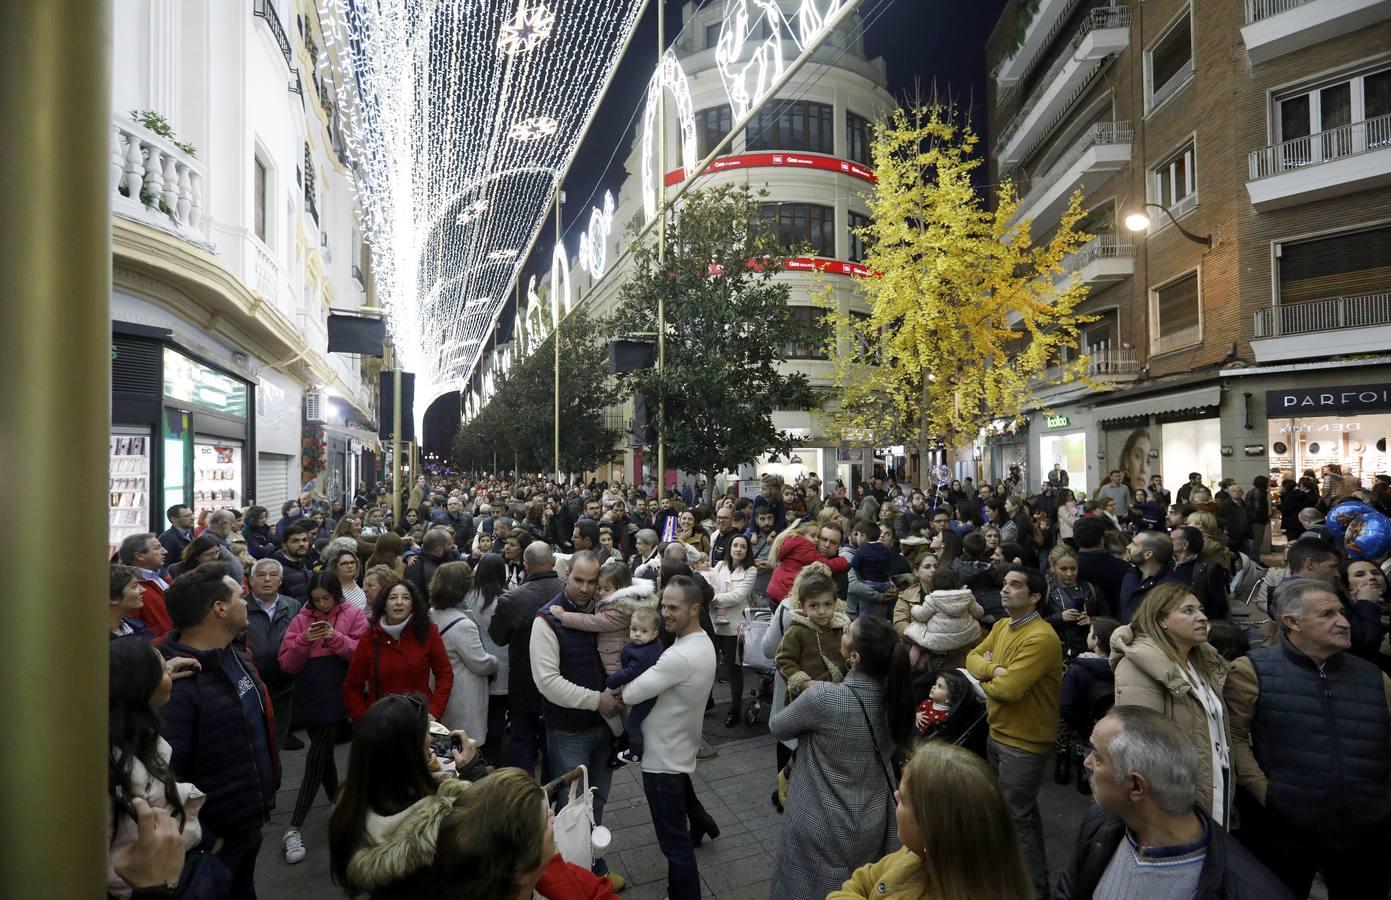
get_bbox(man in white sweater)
[618,575,717,900]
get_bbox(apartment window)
[746,100,834,154]
[1278,224,1391,305]
[849,311,880,363]
[1076,201,1116,237]
[848,211,870,263]
[1151,141,1196,215]
[785,306,829,360]
[846,112,871,165]
[696,105,732,158]
[1083,310,1119,352]
[1276,66,1391,163]
[1146,7,1193,111]
[1152,271,1201,352]
[253,155,269,243]
[760,203,835,256]
[705,22,721,49]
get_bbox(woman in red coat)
[343,577,453,722]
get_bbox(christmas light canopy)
[315,0,647,428]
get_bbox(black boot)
[724,704,742,728]
[689,806,720,847]
[1053,749,1072,785]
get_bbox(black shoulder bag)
[850,687,898,849]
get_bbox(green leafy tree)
[451,310,623,476]
[612,185,818,502]
[821,102,1093,487]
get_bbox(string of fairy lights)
[314,0,646,423]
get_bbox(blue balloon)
[1344,512,1391,562]
[1327,500,1375,540]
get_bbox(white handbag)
[552,765,597,870]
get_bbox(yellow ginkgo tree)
[821,102,1095,483]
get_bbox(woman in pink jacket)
[276,571,369,865]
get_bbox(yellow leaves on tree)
[821,103,1095,459]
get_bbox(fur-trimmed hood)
[787,604,849,632]
[595,579,658,615]
[926,588,977,617]
[346,778,470,891]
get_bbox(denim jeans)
[643,771,701,900]
[508,708,548,781]
[547,723,614,875]
[988,737,1050,899]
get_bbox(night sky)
[422,0,1009,454]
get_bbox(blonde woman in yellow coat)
[831,742,1033,900]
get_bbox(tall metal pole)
[392,345,402,525]
[0,0,110,893]
[655,0,667,493]
[554,191,562,483]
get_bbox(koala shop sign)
[1266,384,1391,416]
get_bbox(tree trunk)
[919,375,932,493]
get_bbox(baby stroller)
[737,606,777,726]
[912,668,989,759]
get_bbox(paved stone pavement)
[256,679,1095,899]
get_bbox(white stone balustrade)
[112,115,207,242]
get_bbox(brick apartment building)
[983,0,1391,498]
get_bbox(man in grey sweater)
[1098,470,1133,520]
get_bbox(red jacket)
[767,534,849,602]
[136,579,172,637]
[343,619,453,722]
[535,854,620,899]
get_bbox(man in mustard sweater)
[967,565,1063,900]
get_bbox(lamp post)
[1123,202,1212,248]
[655,2,667,496]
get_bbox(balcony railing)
[1149,58,1194,110]
[1062,233,1136,269]
[995,0,1086,105]
[1245,0,1313,23]
[1153,323,1202,355]
[1039,346,1139,384]
[1254,292,1391,338]
[305,191,319,227]
[1248,113,1391,179]
[253,0,292,68]
[112,115,206,241]
[1014,121,1132,213]
[997,5,1131,153]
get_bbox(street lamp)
[1124,202,1211,248]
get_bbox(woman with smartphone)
[277,571,369,865]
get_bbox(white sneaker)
[284,829,305,864]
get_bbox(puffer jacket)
[344,778,470,899]
[1110,625,1233,822]
[775,604,850,699]
[550,580,657,673]
[901,588,983,654]
[767,534,849,602]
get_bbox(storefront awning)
[1094,385,1222,423]
[325,423,382,450]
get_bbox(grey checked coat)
[768,668,900,900]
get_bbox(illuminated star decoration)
[314,0,646,431]
[508,116,559,142]
[498,1,556,56]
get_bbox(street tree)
[820,102,1093,486]
[451,310,623,477]
[612,184,818,503]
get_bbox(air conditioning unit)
[305,390,326,422]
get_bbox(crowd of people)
[105,464,1390,899]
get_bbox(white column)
[148,0,179,117]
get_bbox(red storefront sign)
[664,152,877,187]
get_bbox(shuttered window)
[696,105,731,158]
[1278,224,1391,304]
[785,306,829,360]
[1155,272,1200,338]
[746,100,835,154]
